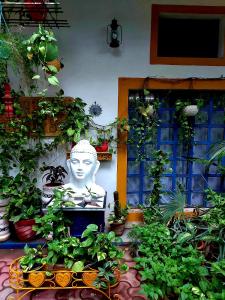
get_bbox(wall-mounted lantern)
[107,18,122,48]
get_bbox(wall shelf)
[66,152,112,161]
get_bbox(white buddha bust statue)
[62,140,105,208]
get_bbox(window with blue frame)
[127,90,225,207]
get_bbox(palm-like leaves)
[161,187,186,224]
[208,140,225,163]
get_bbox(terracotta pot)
[95,141,109,152]
[46,59,62,72]
[14,219,36,241]
[109,222,125,236]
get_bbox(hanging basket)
[183,105,199,117]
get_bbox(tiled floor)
[0,248,146,300]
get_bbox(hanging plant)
[175,98,204,145]
[128,89,160,161]
[24,25,62,88]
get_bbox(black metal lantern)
[107,18,122,48]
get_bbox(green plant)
[127,91,160,161]
[0,31,34,90]
[24,25,60,87]
[147,149,171,206]
[5,175,42,223]
[175,98,204,145]
[131,221,216,300]
[59,98,91,143]
[34,189,71,239]
[41,164,68,186]
[108,191,129,224]
[20,244,45,272]
[21,224,127,288]
[161,184,187,224]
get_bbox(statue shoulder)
[91,184,105,197]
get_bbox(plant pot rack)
[1,1,69,28]
[9,257,120,300]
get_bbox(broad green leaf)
[81,237,93,248]
[86,224,98,231]
[177,232,192,244]
[39,46,46,55]
[67,128,75,136]
[48,76,59,86]
[47,65,58,74]
[72,261,84,272]
[32,75,40,80]
[97,252,106,261]
[107,231,115,241]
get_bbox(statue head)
[68,140,100,183]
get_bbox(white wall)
[52,0,225,207]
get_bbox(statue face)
[70,152,97,181]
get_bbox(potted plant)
[24,25,61,87]
[17,223,128,289]
[5,175,42,241]
[108,191,129,236]
[175,98,204,145]
[41,164,68,207]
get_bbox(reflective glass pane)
[127,145,138,158]
[160,111,170,122]
[127,194,139,207]
[192,162,205,174]
[194,128,208,142]
[127,177,140,192]
[191,193,204,206]
[211,128,224,143]
[161,128,174,141]
[176,160,187,174]
[160,177,172,190]
[143,176,153,191]
[192,176,205,191]
[160,144,173,157]
[193,145,207,158]
[208,177,221,190]
[211,111,224,124]
[127,161,140,175]
[195,111,208,124]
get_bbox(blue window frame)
[127,91,225,207]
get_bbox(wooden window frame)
[117,77,225,222]
[150,4,225,66]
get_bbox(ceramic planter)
[0,198,10,207]
[95,141,109,152]
[42,184,62,207]
[0,206,10,241]
[183,105,199,117]
[14,219,36,241]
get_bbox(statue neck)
[70,176,94,190]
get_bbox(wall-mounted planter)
[95,141,109,152]
[183,105,199,117]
